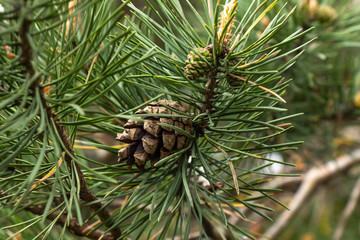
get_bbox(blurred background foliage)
[245,0,360,239]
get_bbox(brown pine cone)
[116,100,194,170]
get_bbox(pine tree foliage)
[0,0,311,239]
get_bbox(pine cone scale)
[144,119,161,137]
[142,133,160,154]
[134,143,147,167]
[118,142,137,162]
[176,135,187,150]
[162,131,176,150]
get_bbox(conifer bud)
[184,45,213,81]
[317,5,338,23]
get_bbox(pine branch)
[18,3,121,239]
[26,204,113,240]
[0,190,111,240]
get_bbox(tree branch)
[199,45,219,130]
[202,69,217,114]
[26,204,113,240]
[333,177,360,240]
[18,2,122,239]
[260,149,360,240]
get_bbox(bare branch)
[333,177,360,240]
[260,149,360,240]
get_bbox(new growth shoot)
[217,0,238,46]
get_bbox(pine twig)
[18,3,122,239]
[333,177,360,240]
[260,149,360,240]
[201,60,218,113]
[202,75,217,113]
[26,204,113,240]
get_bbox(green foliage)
[265,0,360,135]
[0,0,311,239]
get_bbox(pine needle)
[229,74,286,103]
[73,144,128,150]
[28,152,64,193]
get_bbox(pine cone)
[116,100,194,170]
[184,45,213,80]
